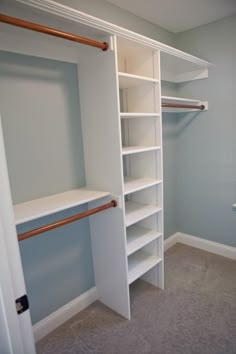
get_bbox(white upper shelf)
[118,72,159,89]
[14,188,110,225]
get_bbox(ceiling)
[105,0,236,33]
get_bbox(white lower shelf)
[124,177,162,195]
[125,201,162,227]
[14,188,110,225]
[126,225,162,256]
[128,250,162,284]
[120,112,160,119]
[122,146,161,155]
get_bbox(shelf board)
[120,112,160,119]
[127,225,162,256]
[125,201,162,227]
[122,146,161,156]
[161,95,201,104]
[14,188,110,225]
[124,177,162,195]
[128,250,162,284]
[118,72,159,89]
[161,95,207,113]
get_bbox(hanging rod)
[18,199,117,242]
[0,13,109,51]
[162,102,205,110]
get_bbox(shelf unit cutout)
[14,188,110,225]
[116,35,164,296]
[128,250,162,285]
[126,224,162,256]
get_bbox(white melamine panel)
[161,95,202,104]
[120,113,160,119]
[122,146,160,155]
[79,37,129,319]
[126,225,162,256]
[78,37,124,196]
[160,52,209,83]
[125,201,162,227]
[124,177,162,195]
[128,250,162,284]
[89,197,130,319]
[118,72,159,88]
[14,189,110,225]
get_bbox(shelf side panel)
[78,37,123,196]
[89,198,130,319]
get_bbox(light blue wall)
[175,15,236,247]
[0,51,94,324]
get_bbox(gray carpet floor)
[36,244,236,354]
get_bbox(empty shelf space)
[127,225,162,256]
[120,112,160,119]
[125,201,162,227]
[128,250,162,284]
[124,177,162,195]
[122,146,161,155]
[118,72,159,88]
[14,188,110,225]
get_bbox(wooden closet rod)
[0,13,109,51]
[162,102,205,110]
[18,200,117,242]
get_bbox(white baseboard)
[165,232,236,260]
[164,233,179,251]
[33,287,98,342]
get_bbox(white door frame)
[0,117,35,354]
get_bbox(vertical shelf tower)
[116,37,164,298]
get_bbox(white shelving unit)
[116,36,164,305]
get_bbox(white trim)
[16,0,211,67]
[164,232,236,260]
[164,233,179,251]
[33,287,98,342]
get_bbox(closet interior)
[0,0,211,329]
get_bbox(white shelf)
[118,72,159,89]
[14,188,110,225]
[124,177,162,195]
[127,225,162,256]
[125,201,162,227]
[161,95,207,113]
[161,95,201,104]
[128,250,162,284]
[120,112,160,119]
[122,146,161,155]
